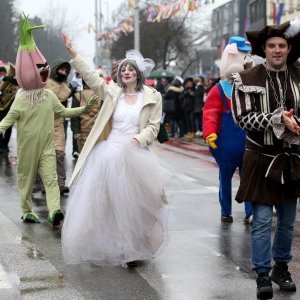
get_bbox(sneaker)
[22,212,40,223]
[257,273,273,299]
[271,263,296,291]
[195,131,203,137]
[221,215,233,222]
[127,261,138,268]
[59,186,69,195]
[72,151,79,159]
[48,209,64,226]
[244,215,253,224]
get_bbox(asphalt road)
[0,128,299,300]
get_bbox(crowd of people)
[0,14,300,300]
[160,75,214,141]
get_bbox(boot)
[185,132,194,141]
[127,261,138,268]
[271,262,296,291]
[48,209,64,227]
[256,272,273,299]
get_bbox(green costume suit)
[0,88,86,220]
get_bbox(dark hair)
[116,59,145,91]
[171,78,182,87]
[58,62,71,73]
[0,66,7,73]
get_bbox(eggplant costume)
[0,15,97,225]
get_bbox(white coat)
[69,56,162,186]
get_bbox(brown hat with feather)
[246,19,300,63]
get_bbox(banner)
[128,0,137,9]
[273,1,285,25]
[95,0,217,42]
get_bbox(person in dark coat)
[162,77,184,137]
[181,77,195,140]
[0,65,19,153]
[193,76,204,137]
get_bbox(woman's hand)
[282,109,300,135]
[62,33,78,59]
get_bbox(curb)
[165,138,210,156]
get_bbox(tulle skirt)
[62,139,171,267]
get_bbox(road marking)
[166,186,218,194]
[0,265,19,289]
[166,186,238,194]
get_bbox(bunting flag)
[144,0,200,22]
[272,1,285,25]
[97,0,214,42]
[88,22,95,33]
[97,17,134,42]
[128,0,137,9]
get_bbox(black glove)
[69,83,78,96]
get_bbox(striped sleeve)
[231,80,273,131]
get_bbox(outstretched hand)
[62,32,78,59]
[206,133,218,149]
[282,109,300,135]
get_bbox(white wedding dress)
[62,92,170,266]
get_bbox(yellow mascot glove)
[206,133,218,149]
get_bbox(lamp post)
[104,2,109,29]
[94,0,99,67]
[134,0,140,51]
[94,0,103,68]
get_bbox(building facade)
[266,0,300,25]
[248,0,300,30]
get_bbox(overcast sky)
[15,0,125,66]
[14,0,230,67]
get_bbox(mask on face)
[56,73,68,82]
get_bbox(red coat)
[202,84,232,139]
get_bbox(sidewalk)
[165,136,209,154]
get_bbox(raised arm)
[62,33,106,99]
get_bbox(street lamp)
[104,2,109,29]
[94,0,102,68]
[134,0,140,51]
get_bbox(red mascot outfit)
[203,36,253,223]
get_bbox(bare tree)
[110,0,211,77]
[111,13,192,69]
[0,0,18,62]
[26,1,83,66]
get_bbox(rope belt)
[246,139,300,185]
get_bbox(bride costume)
[62,51,171,267]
